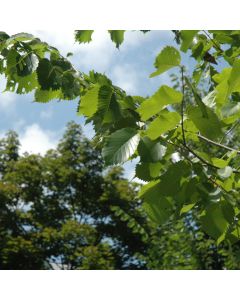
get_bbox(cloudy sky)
[0,30,196,179]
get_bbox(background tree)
[0,122,148,269]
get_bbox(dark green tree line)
[0,122,149,269]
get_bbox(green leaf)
[185,77,208,118]
[227,59,240,93]
[135,163,152,181]
[75,30,94,43]
[138,136,166,162]
[214,61,240,107]
[35,89,62,103]
[157,161,191,196]
[211,158,228,168]
[201,203,229,240]
[108,30,125,48]
[36,58,60,90]
[102,128,140,165]
[97,85,113,122]
[213,68,231,84]
[150,46,181,78]
[146,111,181,140]
[202,91,216,108]
[78,85,100,117]
[5,33,35,46]
[144,197,173,225]
[12,73,39,94]
[180,30,198,52]
[188,106,222,140]
[191,41,204,59]
[137,85,182,121]
[221,201,234,224]
[180,203,195,215]
[139,181,174,225]
[135,162,162,181]
[16,54,38,77]
[222,102,240,124]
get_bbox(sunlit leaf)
[150,46,181,77]
[102,128,140,165]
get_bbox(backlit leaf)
[78,85,100,117]
[137,85,182,121]
[146,111,181,140]
[150,46,181,77]
[102,128,140,165]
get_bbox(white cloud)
[0,75,17,111]
[40,108,53,120]
[19,124,59,155]
[30,30,77,56]
[29,30,117,72]
[123,158,145,184]
[82,120,95,140]
[72,31,116,72]
[0,92,16,110]
[110,64,140,94]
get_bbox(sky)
[0,30,196,179]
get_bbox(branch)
[220,120,240,143]
[203,30,223,53]
[208,176,228,194]
[165,138,220,171]
[176,139,240,174]
[181,142,220,170]
[198,134,240,154]
[180,66,186,146]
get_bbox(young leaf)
[139,181,174,225]
[144,197,173,225]
[180,203,195,215]
[150,46,181,78]
[146,111,181,140]
[97,85,113,119]
[180,30,198,52]
[135,163,152,181]
[157,161,191,196]
[102,128,140,165]
[35,89,62,103]
[201,203,229,240]
[138,137,166,162]
[135,162,163,181]
[188,106,222,140]
[184,76,208,118]
[228,59,240,93]
[137,85,182,121]
[78,84,100,117]
[108,30,125,48]
[75,30,94,43]
[214,61,240,107]
[36,58,59,90]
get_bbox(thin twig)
[165,137,221,171]
[180,66,186,146]
[161,137,240,174]
[203,30,223,53]
[198,134,240,154]
[208,176,228,194]
[220,120,240,143]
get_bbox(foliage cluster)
[1,30,240,245]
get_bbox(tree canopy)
[1,30,240,245]
[0,122,149,269]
